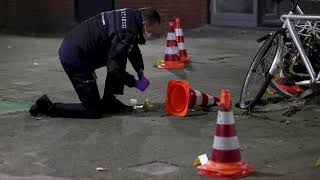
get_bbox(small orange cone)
[197,89,253,179]
[165,80,220,117]
[174,18,191,63]
[158,22,185,69]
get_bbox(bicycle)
[239,0,320,110]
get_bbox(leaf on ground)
[315,159,320,168]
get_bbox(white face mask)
[143,31,152,39]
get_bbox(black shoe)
[29,95,53,116]
[114,98,134,112]
[29,104,41,116]
[36,95,53,109]
[102,95,133,114]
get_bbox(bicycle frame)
[238,1,319,109]
[271,4,320,85]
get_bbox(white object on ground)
[135,105,144,109]
[96,167,108,171]
[130,99,139,109]
[129,98,144,109]
[130,99,137,105]
[198,154,209,165]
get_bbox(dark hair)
[140,7,161,24]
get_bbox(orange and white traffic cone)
[165,80,220,117]
[158,22,185,69]
[197,89,253,179]
[174,18,191,63]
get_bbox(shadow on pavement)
[131,103,213,118]
[167,69,189,80]
[252,171,284,178]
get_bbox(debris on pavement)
[193,154,208,166]
[266,164,273,168]
[130,99,143,109]
[153,55,163,68]
[143,98,154,110]
[282,106,303,117]
[130,99,137,106]
[135,105,144,109]
[96,167,108,172]
[33,62,39,66]
[266,87,276,95]
[316,158,320,168]
[130,98,138,109]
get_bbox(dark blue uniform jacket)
[58,8,146,94]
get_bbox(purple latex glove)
[137,69,146,80]
[135,79,150,92]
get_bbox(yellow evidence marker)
[143,98,154,110]
[154,55,163,68]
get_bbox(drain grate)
[0,100,32,114]
[129,162,179,176]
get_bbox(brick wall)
[115,0,209,33]
[38,0,74,33]
[3,0,74,34]
[1,0,208,34]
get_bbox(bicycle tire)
[239,35,280,109]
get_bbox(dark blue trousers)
[46,59,114,119]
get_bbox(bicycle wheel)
[239,34,281,109]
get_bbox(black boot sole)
[29,104,41,116]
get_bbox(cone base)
[165,80,190,117]
[158,61,186,69]
[180,56,191,63]
[197,160,253,179]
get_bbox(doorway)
[210,0,258,27]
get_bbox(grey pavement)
[0,25,319,180]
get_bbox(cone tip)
[221,89,230,95]
[219,89,231,111]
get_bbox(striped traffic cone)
[165,80,220,117]
[174,18,191,63]
[158,22,185,69]
[197,89,254,179]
